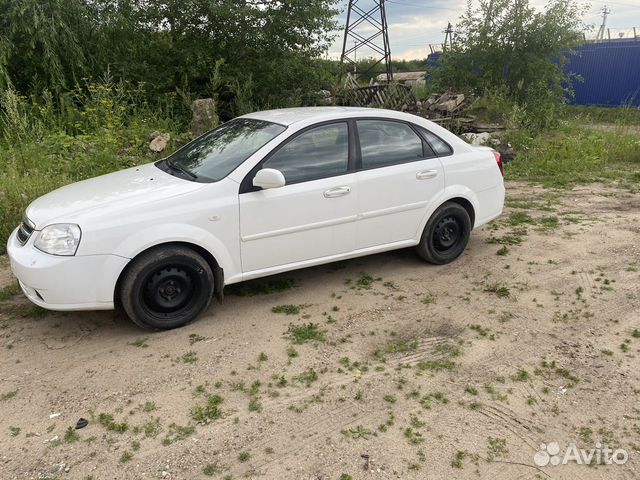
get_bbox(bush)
[0,79,182,254]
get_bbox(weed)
[128,337,149,348]
[180,351,198,364]
[203,463,222,476]
[189,333,206,345]
[285,323,325,344]
[348,425,373,439]
[238,451,250,462]
[0,390,17,402]
[191,395,224,424]
[98,413,128,432]
[162,423,194,445]
[404,427,424,445]
[484,283,511,298]
[451,450,466,468]
[120,451,133,463]
[356,273,379,290]
[512,369,530,382]
[0,283,19,301]
[63,426,79,443]
[487,437,508,461]
[272,304,308,315]
[143,401,156,412]
[496,246,510,256]
[292,368,318,387]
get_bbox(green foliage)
[434,0,587,131]
[0,0,341,110]
[0,78,181,254]
[507,122,640,187]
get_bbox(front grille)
[16,217,35,246]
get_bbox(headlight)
[34,224,82,256]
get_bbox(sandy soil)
[1,181,639,480]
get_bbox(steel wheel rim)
[433,215,463,253]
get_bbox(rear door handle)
[324,186,351,198]
[416,170,438,180]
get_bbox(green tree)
[434,0,587,127]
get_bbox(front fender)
[111,223,239,283]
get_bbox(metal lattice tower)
[340,0,393,82]
[596,6,611,41]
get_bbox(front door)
[239,122,357,273]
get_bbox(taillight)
[493,151,504,176]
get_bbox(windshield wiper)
[166,160,198,181]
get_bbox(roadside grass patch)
[188,333,206,345]
[0,283,20,301]
[98,413,128,432]
[416,342,461,372]
[162,423,195,445]
[507,212,536,227]
[487,437,508,461]
[511,369,530,382]
[292,368,318,387]
[191,395,223,424]
[507,125,640,187]
[383,338,418,354]
[203,463,223,476]
[63,426,79,443]
[272,304,308,315]
[0,390,17,402]
[128,337,149,348]
[285,323,325,344]
[353,272,380,290]
[179,351,198,364]
[484,283,511,298]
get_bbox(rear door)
[354,119,445,249]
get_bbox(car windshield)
[166,118,286,182]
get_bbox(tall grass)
[507,111,640,188]
[0,79,186,254]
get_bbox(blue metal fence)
[568,39,640,107]
[425,38,640,107]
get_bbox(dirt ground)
[1,181,639,480]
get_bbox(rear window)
[417,127,453,156]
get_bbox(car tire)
[120,246,214,330]
[416,202,472,265]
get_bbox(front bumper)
[6,228,129,311]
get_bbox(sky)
[327,0,640,60]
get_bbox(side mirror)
[253,168,286,190]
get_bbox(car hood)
[26,163,204,229]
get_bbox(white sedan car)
[7,107,504,329]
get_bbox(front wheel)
[416,202,472,265]
[120,246,214,330]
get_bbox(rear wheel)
[416,202,472,265]
[120,246,214,330]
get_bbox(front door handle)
[416,170,438,180]
[324,186,351,198]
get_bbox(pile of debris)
[421,91,468,116]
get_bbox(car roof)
[242,107,401,126]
